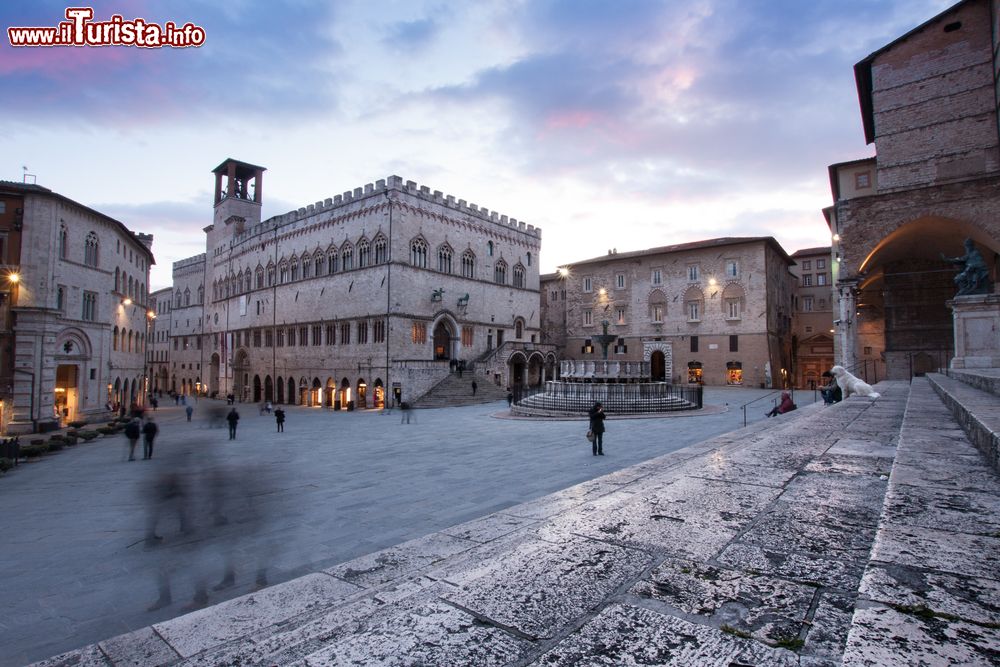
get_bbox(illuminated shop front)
[726,361,743,386]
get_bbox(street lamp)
[143,309,156,400]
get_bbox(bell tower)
[211,158,265,235]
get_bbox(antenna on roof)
[22,166,36,185]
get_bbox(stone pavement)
[24,381,1000,665]
[0,387,809,666]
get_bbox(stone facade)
[541,238,795,388]
[0,181,153,433]
[827,0,1000,380]
[169,254,206,395]
[789,247,835,388]
[148,287,172,393]
[170,160,542,408]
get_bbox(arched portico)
[527,352,544,387]
[508,351,527,387]
[843,216,1000,380]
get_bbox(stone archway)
[311,378,322,407]
[325,378,335,407]
[643,341,673,382]
[650,350,666,381]
[432,320,454,360]
[527,352,544,387]
[508,351,527,387]
[210,353,221,396]
[253,375,262,403]
[848,216,1000,380]
[233,350,250,402]
[264,375,273,402]
[276,376,285,404]
[339,377,350,409]
[356,378,367,408]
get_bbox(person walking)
[506,388,514,408]
[274,408,285,432]
[185,404,194,421]
[471,380,478,396]
[142,417,159,460]
[124,418,141,461]
[588,401,606,456]
[226,408,240,440]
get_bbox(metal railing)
[740,390,789,427]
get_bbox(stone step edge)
[946,368,1000,397]
[926,372,1000,474]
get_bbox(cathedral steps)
[413,371,508,408]
[925,370,1000,474]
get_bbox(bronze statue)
[942,238,991,296]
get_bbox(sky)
[1,0,954,290]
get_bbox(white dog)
[830,365,881,399]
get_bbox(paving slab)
[153,573,362,658]
[533,603,799,666]
[442,535,654,639]
[629,557,816,644]
[842,604,1000,666]
[859,564,1000,628]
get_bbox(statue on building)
[942,238,992,296]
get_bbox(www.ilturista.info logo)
[7,7,205,48]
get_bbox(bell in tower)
[211,158,266,233]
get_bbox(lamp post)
[144,309,156,403]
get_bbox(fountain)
[593,320,618,360]
[511,319,702,417]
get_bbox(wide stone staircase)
[412,371,508,408]
[32,374,1000,666]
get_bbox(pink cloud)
[544,109,601,130]
[0,42,135,77]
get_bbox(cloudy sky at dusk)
[1,0,952,289]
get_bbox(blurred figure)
[226,408,240,440]
[141,443,288,614]
[185,404,194,421]
[274,407,285,432]
[143,417,159,459]
[124,418,141,462]
[206,463,275,592]
[208,405,227,429]
[144,449,200,610]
